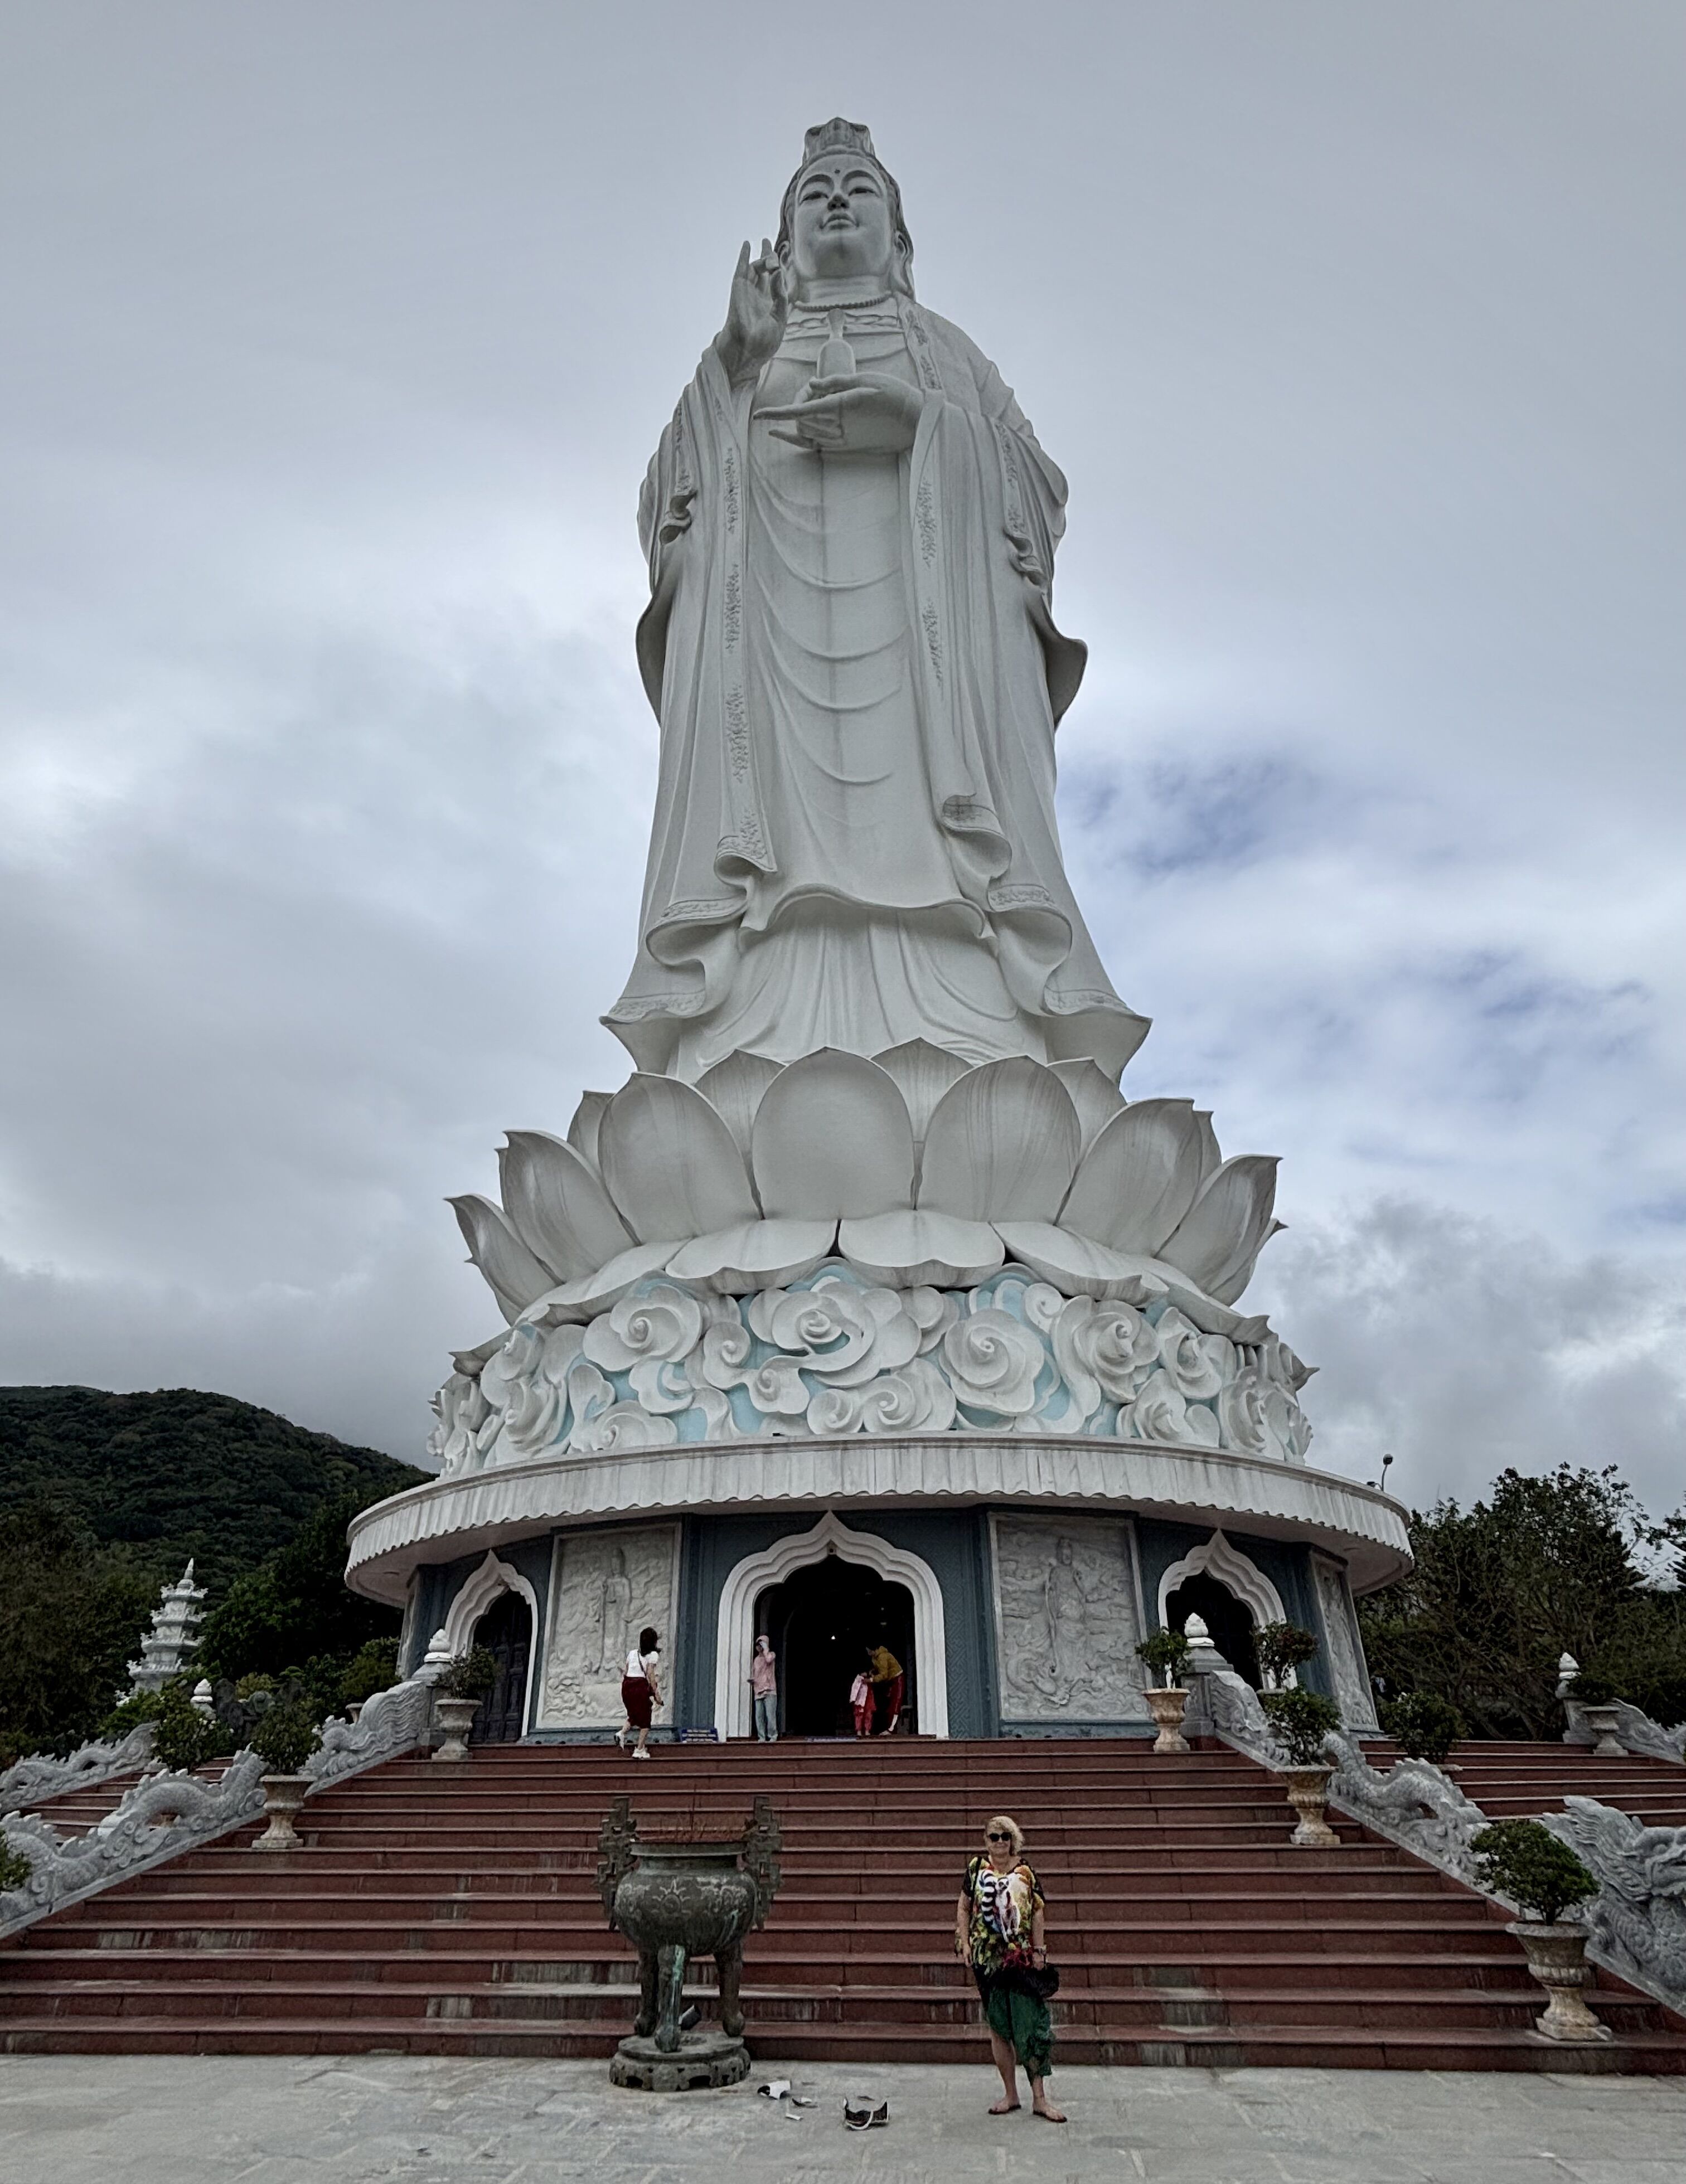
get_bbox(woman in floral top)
[953,1813,1065,2123]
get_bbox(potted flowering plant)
[249,1701,322,1852]
[1135,1628,1193,1754]
[1260,1686,1343,1845]
[1565,1672,1625,1758]
[1471,1820,1607,2041]
[1253,1621,1318,1692]
[433,1646,497,1763]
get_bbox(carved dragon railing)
[1200,1695,1686,2018]
[0,1675,437,1940]
[0,1724,158,1817]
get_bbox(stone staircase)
[1437,1741,1686,1830]
[3,1739,1683,2070]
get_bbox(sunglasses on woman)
[986,1831,1012,1843]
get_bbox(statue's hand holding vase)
[762,372,923,457]
[715,239,788,388]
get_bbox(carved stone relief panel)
[991,1512,1149,1721]
[1311,1555,1379,1732]
[536,1523,681,1729]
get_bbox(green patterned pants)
[982,1978,1054,2080]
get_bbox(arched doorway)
[756,1557,916,1736]
[468,1591,532,1743]
[1165,1572,1261,1688]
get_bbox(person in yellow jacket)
[866,1642,904,1735]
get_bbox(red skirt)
[621,1675,653,1730]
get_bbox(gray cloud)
[1,6,1680,1511]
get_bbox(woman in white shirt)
[618,1625,662,1760]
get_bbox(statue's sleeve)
[633,384,705,715]
[941,330,1086,722]
[966,350,1069,595]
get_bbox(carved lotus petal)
[499,1129,634,1280]
[1059,1097,1208,1254]
[547,1241,685,1317]
[665,1219,837,1292]
[990,1221,1169,1307]
[694,1051,784,1163]
[448,1194,555,1323]
[1156,1154,1281,1305]
[839,1209,1005,1288]
[917,1057,1079,1221]
[871,1040,972,1142]
[751,1049,915,1217]
[599,1074,759,1241]
[1048,1059,1126,1155]
[566,1091,613,1173]
[1193,1110,1222,1185]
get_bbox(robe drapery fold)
[607,301,1149,1082]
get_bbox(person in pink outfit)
[850,1668,875,1738]
[750,1634,779,1741]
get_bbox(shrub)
[1261,1687,1341,1765]
[1378,1692,1464,1768]
[1255,1621,1319,1687]
[1566,1672,1617,1707]
[150,1682,230,1773]
[337,1639,400,1709]
[1135,1629,1191,1687]
[249,1700,322,1777]
[0,1836,34,1892]
[437,1646,497,1700]
[98,1689,163,1740]
[1471,1820,1598,1924]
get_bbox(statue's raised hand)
[715,239,788,387]
[761,372,924,458]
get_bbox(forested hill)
[0,1385,427,1594]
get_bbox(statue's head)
[777,118,914,298]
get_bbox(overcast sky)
[1,3,1680,1521]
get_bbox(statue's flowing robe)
[605,296,1149,1081]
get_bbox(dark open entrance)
[756,1556,915,1736]
[1164,1573,1261,1688]
[469,1590,532,1743]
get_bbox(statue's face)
[788,155,897,287]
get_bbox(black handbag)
[999,1949,1060,2001]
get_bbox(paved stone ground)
[0,2057,1682,2184]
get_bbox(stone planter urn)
[1580,1704,1626,1759]
[1507,1920,1612,2042]
[597,1794,783,2090]
[1144,1686,1191,1755]
[432,1695,480,1762]
[1281,1764,1340,1847]
[252,1773,312,1852]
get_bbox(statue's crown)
[801,117,877,167]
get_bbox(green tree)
[0,1386,424,1594]
[197,1489,401,1684]
[1359,1465,1685,1737]
[0,1501,156,1765]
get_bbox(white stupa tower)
[125,1561,208,1696]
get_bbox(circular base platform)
[609,2030,751,2091]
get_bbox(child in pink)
[850,1670,874,1738]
